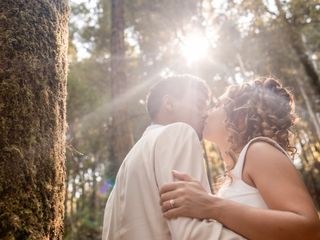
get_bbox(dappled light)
[1,0,319,239]
[64,1,320,239]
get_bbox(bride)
[159,78,320,240]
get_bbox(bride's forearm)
[208,196,320,240]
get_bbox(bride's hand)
[159,170,215,220]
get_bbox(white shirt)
[102,122,244,240]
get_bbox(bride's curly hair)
[221,77,297,159]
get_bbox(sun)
[180,33,209,65]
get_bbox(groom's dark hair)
[146,74,210,119]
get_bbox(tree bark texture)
[0,1,69,239]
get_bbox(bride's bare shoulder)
[244,140,294,176]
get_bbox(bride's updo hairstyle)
[221,77,297,158]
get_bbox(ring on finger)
[169,199,175,209]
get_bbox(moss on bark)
[0,1,69,239]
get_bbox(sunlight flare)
[180,33,209,65]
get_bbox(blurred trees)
[222,0,320,207]
[64,0,320,239]
[109,0,134,178]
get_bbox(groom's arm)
[154,122,244,240]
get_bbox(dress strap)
[231,136,292,179]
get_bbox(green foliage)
[67,59,108,120]
[65,0,320,238]
[63,196,106,240]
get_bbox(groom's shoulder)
[156,122,198,140]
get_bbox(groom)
[102,75,244,239]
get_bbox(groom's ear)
[162,95,174,113]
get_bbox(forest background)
[65,0,320,239]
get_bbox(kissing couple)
[103,75,320,240]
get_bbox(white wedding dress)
[217,136,292,209]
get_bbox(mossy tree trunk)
[109,0,133,178]
[0,1,69,239]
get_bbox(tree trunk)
[0,1,69,239]
[89,162,97,222]
[296,77,320,139]
[288,27,320,94]
[274,0,320,94]
[109,0,133,178]
[297,133,320,209]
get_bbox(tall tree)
[0,1,69,239]
[274,0,320,92]
[109,0,133,177]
